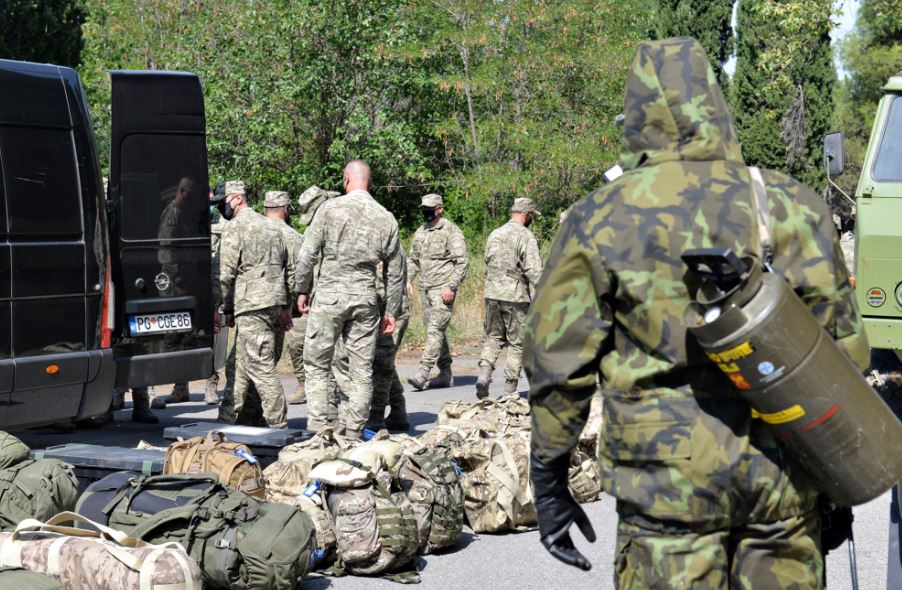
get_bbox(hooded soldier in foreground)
[525,37,868,588]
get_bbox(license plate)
[128,311,193,336]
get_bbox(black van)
[0,59,214,428]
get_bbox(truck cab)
[825,75,902,350]
[0,59,213,428]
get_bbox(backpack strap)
[748,166,773,268]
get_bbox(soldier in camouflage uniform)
[476,197,543,399]
[407,194,470,390]
[296,160,404,440]
[286,186,341,405]
[525,38,869,588]
[205,183,228,405]
[219,180,294,429]
[333,251,412,431]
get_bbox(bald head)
[343,159,371,193]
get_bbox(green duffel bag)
[0,432,30,469]
[76,471,316,590]
[0,565,63,590]
[0,432,79,532]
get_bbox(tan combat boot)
[407,367,430,391]
[204,373,220,405]
[428,366,453,389]
[503,379,519,395]
[287,380,306,404]
[168,382,190,403]
[475,364,493,399]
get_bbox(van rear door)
[108,71,213,388]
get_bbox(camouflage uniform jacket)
[408,217,469,291]
[295,189,404,318]
[211,207,227,307]
[377,249,411,320]
[157,198,195,293]
[266,217,304,295]
[220,208,293,316]
[524,38,868,531]
[483,220,543,302]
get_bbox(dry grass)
[402,255,487,356]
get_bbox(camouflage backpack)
[266,427,350,481]
[0,512,202,590]
[163,431,265,497]
[437,395,531,437]
[75,472,315,590]
[568,392,604,504]
[308,459,420,582]
[395,447,465,554]
[451,433,537,533]
[0,433,79,532]
[264,461,337,569]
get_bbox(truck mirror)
[824,132,845,178]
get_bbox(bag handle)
[748,166,773,267]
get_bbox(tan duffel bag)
[163,431,264,497]
[0,511,202,590]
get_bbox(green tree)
[80,0,435,221]
[657,0,735,84]
[832,0,902,199]
[731,0,836,190]
[411,0,655,244]
[0,0,86,67]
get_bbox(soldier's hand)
[441,287,456,304]
[280,309,293,331]
[531,454,596,571]
[297,294,310,314]
[380,315,396,336]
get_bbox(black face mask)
[218,200,235,220]
[422,208,437,223]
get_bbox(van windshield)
[119,133,208,241]
[874,96,902,182]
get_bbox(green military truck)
[825,74,902,348]
[824,72,902,588]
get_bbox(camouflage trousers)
[304,291,380,435]
[286,313,306,385]
[478,298,529,381]
[614,511,822,589]
[418,288,453,372]
[222,306,287,429]
[334,312,409,424]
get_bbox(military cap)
[224,180,246,196]
[511,197,541,217]
[264,190,290,207]
[421,193,443,207]
[298,185,339,226]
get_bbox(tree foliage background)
[0,0,895,241]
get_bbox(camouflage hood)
[620,37,744,170]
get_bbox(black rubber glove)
[530,453,597,571]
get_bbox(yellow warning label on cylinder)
[706,341,755,363]
[751,405,806,425]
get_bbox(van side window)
[0,127,82,236]
[120,134,208,241]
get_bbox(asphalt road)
[13,356,895,590]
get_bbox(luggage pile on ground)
[0,395,604,587]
